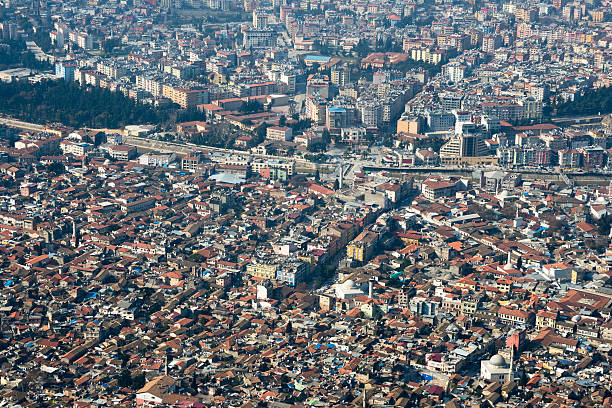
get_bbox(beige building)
[246,263,278,279]
[397,115,422,134]
[251,160,295,177]
[162,85,209,109]
[266,126,293,141]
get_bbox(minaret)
[508,346,514,382]
[72,220,79,248]
[504,251,512,270]
[368,278,374,299]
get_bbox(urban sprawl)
[0,0,612,406]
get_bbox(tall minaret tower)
[504,251,513,270]
[515,205,520,219]
[72,219,80,248]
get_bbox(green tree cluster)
[176,109,206,123]
[554,86,612,117]
[239,100,262,113]
[414,136,446,152]
[0,80,168,128]
[191,122,236,148]
[355,39,371,58]
[0,40,52,71]
[117,369,146,389]
[30,29,53,53]
[288,118,313,134]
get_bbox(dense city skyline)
[0,0,611,406]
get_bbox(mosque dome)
[490,354,507,367]
[342,279,357,289]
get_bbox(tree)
[414,136,445,152]
[254,123,269,144]
[288,118,313,134]
[321,128,331,144]
[279,115,286,126]
[584,237,607,253]
[0,39,53,71]
[190,374,200,394]
[307,141,326,152]
[355,39,371,58]
[176,109,205,123]
[46,162,65,174]
[133,373,146,389]
[0,80,168,128]
[102,38,122,54]
[118,369,132,388]
[333,179,339,190]
[30,29,53,53]
[597,214,612,236]
[305,153,326,163]
[554,86,612,117]
[239,100,261,113]
[383,134,395,147]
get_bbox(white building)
[426,111,455,132]
[60,140,94,156]
[252,10,269,29]
[280,72,296,93]
[334,279,365,300]
[341,127,367,144]
[266,126,293,141]
[138,153,176,167]
[480,354,512,383]
[453,110,473,135]
[357,101,382,128]
[445,62,466,83]
[541,262,572,281]
[243,28,277,48]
